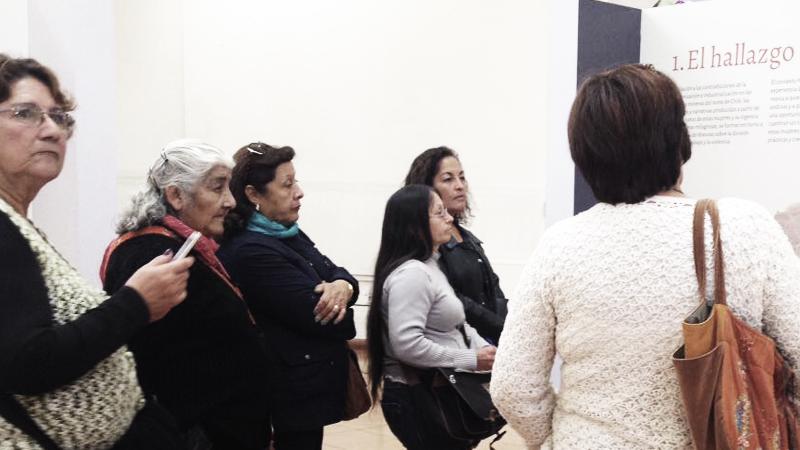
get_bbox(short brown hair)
[0,54,74,110]
[568,64,691,204]
[224,142,295,237]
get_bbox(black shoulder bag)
[405,326,506,447]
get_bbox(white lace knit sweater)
[490,196,800,449]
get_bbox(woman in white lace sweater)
[490,64,800,449]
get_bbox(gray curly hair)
[116,139,233,234]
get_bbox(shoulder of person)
[221,230,283,252]
[715,197,793,253]
[387,259,433,285]
[716,197,786,236]
[112,232,181,259]
[297,228,316,246]
[0,210,22,238]
[458,226,482,244]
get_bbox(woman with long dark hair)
[405,148,508,344]
[367,184,496,450]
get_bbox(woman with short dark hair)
[567,63,691,204]
[491,64,800,448]
[218,142,359,450]
[405,147,508,344]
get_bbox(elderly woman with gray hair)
[101,140,271,450]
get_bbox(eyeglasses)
[0,104,75,133]
[430,207,452,220]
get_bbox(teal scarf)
[247,212,299,239]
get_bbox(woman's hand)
[477,345,497,371]
[313,279,353,325]
[125,253,194,322]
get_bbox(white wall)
[25,0,118,285]
[116,0,186,207]
[9,0,555,313]
[117,0,551,304]
[1,0,29,57]
[545,0,579,226]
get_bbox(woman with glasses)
[366,184,497,450]
[405,148,508,345]
[218,142,359,450]
[101,140,271,450]
[0,54,193,448]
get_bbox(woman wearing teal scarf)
[218,142,360,450]
[246,209,299,238]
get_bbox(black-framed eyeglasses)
[0,103,75,133]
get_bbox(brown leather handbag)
[673,199,800,449]
[342,347,370,420]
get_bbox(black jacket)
[102,232,271,441]
[438,226,508,344]
[217,229,358,431]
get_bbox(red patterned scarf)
[161,215,232,281]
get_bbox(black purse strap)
[0,393,62,450]
[456,324,471,347]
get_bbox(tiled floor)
[323,406,527,449]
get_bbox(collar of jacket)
[443,224,482,250]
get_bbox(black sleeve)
[234,242,356,340]
[457,292,506,344]
[317,252,360,307]
[489,270,509,330]
[0,216,150,395]
[102,235,180,297]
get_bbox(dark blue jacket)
[217,229,358,431]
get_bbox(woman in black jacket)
[102,140,271,450]
[405,147,508,344]
[218,142,358,450]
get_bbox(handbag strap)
[0,394,62,450]
[693,199,727,306]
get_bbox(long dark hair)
[223,142,295,239]
[367,184,435,403]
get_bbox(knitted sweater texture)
[0,199,144,450]
[491,196,800,449]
